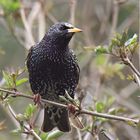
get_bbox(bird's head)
[43,22,82,49]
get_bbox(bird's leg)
[33,94,41,106]
[68,104,76,115]
[68,103,81,117]
[68,104,84,129]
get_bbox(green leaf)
[16,78,28,86]
[125,34,137,47]
[108,44,113,53]
[59,95,69,103]
[116,108,126,114]
[109,31,128,51]
[0,0,20,14]
[2,68,27,88]
[120,31,128,46]
[108,108,117,115]
[126,120,137,127]
[40,132,48,140]
[95,102,105,113]
[116,33,122,41]
[126,74,135,81]
[95,46,108,55]
[109,34,121,53]
[108,107,126,115]
[11,128,22,135]
[46,130,64,140]
[24,104,37,120]
[2,71,14,88]
[16,113,26,122]
[112,38,120,47]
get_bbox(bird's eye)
[60,25,72,31]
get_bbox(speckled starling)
[26,22,82,132]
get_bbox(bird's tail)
[41,106,71,132]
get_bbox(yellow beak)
[68,27,82,33]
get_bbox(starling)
[26,22,82,132]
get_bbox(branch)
[109,0,119,41]
[122,57,140,86]
[134,73,140,86]
[69,0,77,48]
[69,0,77,24]
[20,4,35,50]
[7,103,41,140]
[0,88,66,108]
[0,88,139,125]
[124,57,140,78]
[80,109,139,124]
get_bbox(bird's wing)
[26,44,45,94]
[70,49,80,83]
[25,45,35,66]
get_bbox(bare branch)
[109,0,119,41]
[125,57,140,78]
[121,57,140,86]
[0,88,67,108]
[69,0,77,24]
[20,4,35,50]
[80,109,139,124]
[0,88,139,125]
[69,0,77,48]
[7,103,41,140]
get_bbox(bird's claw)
[68,104,76,114]
[33,94,41,106]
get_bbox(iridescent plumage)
[26,22,81,132]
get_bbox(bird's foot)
[33,94,41,106]
[68,104,84,129]
[68,104,76,115]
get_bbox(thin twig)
[69,0,77,24]
[0,88,66,108]
[0,88,139,125]
[24,126,41,140]
[69,0,77,48]
[20,4,35,50]
[47,13,58,23]
[76,128,82,140]
[7,103,41,140]
[109,0,119,41]
[126,58,140,86]
[80,109,139,124]
[134,73,140,86]
[7,104,17,119]
[124,57,140,78]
